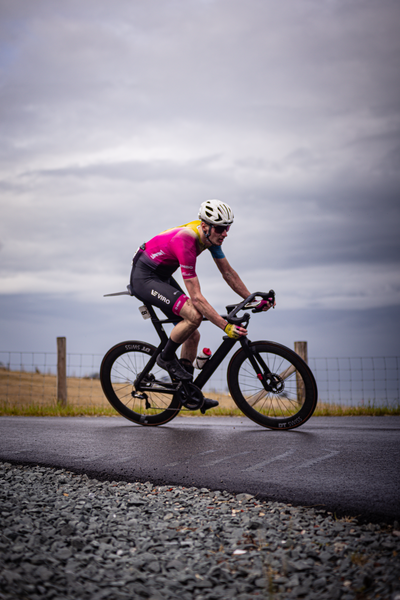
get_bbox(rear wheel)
[227,341,318,430]
[100,341,181,426]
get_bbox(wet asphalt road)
[0,415,399,523]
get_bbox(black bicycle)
[100,291,318,430]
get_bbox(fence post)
[57,337,67,407]
[294,341,308,363]
[294,341,308,404]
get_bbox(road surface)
[0,415,399,523]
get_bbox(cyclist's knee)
[187,310,202,330]
[180,301,202,329]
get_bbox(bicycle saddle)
[104,285,134,297]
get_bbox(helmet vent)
[198,199,234,226]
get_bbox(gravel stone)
[0,461,399,599]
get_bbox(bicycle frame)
[134,303,273,395]
[101,289,318,428]
[133,304,235,392]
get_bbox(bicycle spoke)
[100,342,181,425]
[228,342,317,428]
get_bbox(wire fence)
[309,356,400,406]
[0,352,105,408]
[0,351,399,408]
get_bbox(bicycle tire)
[227,341,318,430]
[100,341,181,426]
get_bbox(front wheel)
[100,341,181,426]
[227,341,318,430]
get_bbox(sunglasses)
[212,224,230,234]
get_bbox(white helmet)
[198,200,234,226]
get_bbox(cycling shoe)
[156,354,192,381]
[200,398,219,414]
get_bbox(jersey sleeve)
[169,231,198,279]
[208,245,225,259]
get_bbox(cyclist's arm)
[213,257,251,299]
[184,276,246,333]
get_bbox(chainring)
[175,382,204,410]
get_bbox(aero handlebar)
[224,290,275,326]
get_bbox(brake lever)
[225,290,276,320]
[251,289,276,312]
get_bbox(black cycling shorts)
[130,258,189,319]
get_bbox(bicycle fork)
[240,337,284,395]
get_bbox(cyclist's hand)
[255,298,275,311]
[224,323,247,339]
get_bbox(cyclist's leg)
[168,285,217,412]
[158,293,202,373]
[168,299,201,343]
[130,264,200,378]
[131,266,217,409]
[180,328,200,363]
[166,277,201,366]
[175,302,201,362]
[130,263,187,322]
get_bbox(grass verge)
[2,369,398,417]
[313,402,400,417]
[0,402,119,417]
[0,401,399,418]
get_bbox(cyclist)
[130,199,273,411]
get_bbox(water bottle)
[193,348,212,370]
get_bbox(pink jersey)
[141,220,225,280]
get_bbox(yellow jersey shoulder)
[179,220,207,251]
[159,220,206,251]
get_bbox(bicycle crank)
[175,382,204,411]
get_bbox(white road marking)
[242,449,295,472]
[164,449,216,468]
[288,450,340,469]
[201,451,252,467]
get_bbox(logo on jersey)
[150,250,165,260]
[151,289,170,304]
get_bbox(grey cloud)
[2,1,399,133]
[30,155,225,183]
[1,0,400,357]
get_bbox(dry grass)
[0,368,399,417]
[0,368,108,409]
[0,368,238,416]
[313,401,400,417]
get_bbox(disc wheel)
[227,341,318,430]
[100,341,181,426]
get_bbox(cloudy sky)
[1,0,400,361]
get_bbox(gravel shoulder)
[1,461,400,600]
